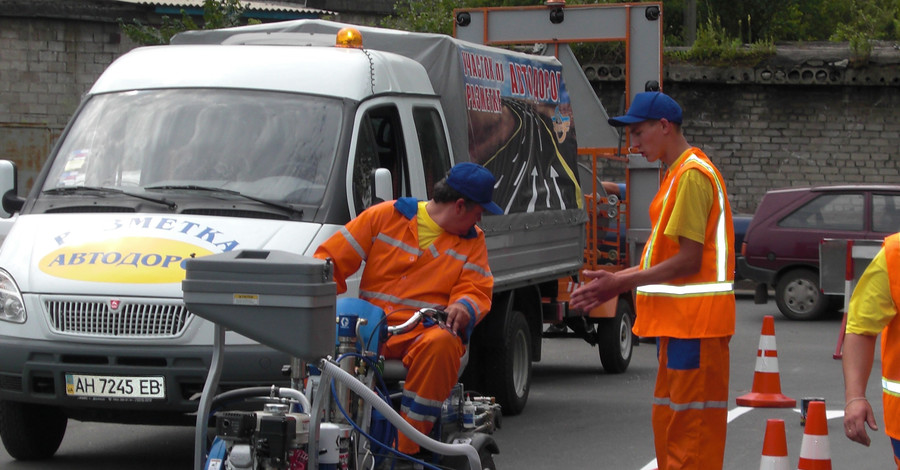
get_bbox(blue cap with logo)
[445,162,503,215]
[608,91,683,127]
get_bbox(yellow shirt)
[847,247,897,335]
[663,162,713,245]
[417,201,443,249]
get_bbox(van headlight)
[0,269,25,323]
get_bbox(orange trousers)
[652,336,730,469]
[382,324,465,454]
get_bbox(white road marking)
[638,406,844,469]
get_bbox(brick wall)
[594,83,900,214]
[0,17,137,190]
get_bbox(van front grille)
[44,299,192,338]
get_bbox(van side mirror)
[373,168,393,204]
[0,161,24,217]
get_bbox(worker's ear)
[454,198,468,214]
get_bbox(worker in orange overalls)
[570,91,735,469]
[843,232,900,467]
[314,162,500,461]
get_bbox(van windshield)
[41,89,342,206]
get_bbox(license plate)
[65,374,165,400]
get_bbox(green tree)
[831,0,900,62]
[119,0,260,45]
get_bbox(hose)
[209,386,311,414]
[320,359,482,470]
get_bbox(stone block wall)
[0,16,138,190]
[593,82,900,214]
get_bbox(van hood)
[0,213,325,297]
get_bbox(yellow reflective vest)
[633,148,735,338]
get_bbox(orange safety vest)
[633,148,735,339]
[314,198,493,333]
[881,233,900,439]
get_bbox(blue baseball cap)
[608,91,683,127]
[445,162,503,215]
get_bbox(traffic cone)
[736,315,796,407]
[759,419,789,470]
[797,401,832,470]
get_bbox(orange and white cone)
[797,400,832,470]
[736,315,796,407]
[759,419,789,470]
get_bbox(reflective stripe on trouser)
[653,336,730,469]
[383,324,464,454]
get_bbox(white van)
[0,21,588,460]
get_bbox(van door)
[348,99,451,217]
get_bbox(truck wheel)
[775,269,829,320]
[484,309,531,416]
[597,298,634,374]
[0,401,67,460]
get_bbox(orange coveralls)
[314,198,493,454]
[633,149,735,469]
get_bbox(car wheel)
[775,269,829,320]
[0,400,67,460]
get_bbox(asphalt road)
[0,296,891,469]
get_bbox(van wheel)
[775,269,828,320]
[597,298,634,374]
[0,401,67,460]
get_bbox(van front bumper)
[0,335,291,424]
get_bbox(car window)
[778,193,864,231]
[873,193,900,233]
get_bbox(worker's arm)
[842,332,878,446]
[570,237,702,311]
[842,247,895,446]
[313,202,386,293]
[445,233,494,338]
[571,169,711,312]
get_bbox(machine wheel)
[0,400,67,460]
[597,298,634,374]
[775,269,829,321]
[484,309,531,416]
[478,448,497,470]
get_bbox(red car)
[738,184,900,320]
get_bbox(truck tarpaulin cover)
[172,20,583,215]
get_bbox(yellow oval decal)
[39,237,214,284]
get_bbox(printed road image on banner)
[459,45,582,214]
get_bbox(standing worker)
[842,232,900,466]
[314,162,500,465]
[570,91,735,469]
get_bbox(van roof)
[89,44,435,100]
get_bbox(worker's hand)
[844,398,877,446]
[443,302,469,337]
[569,270,621,312]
